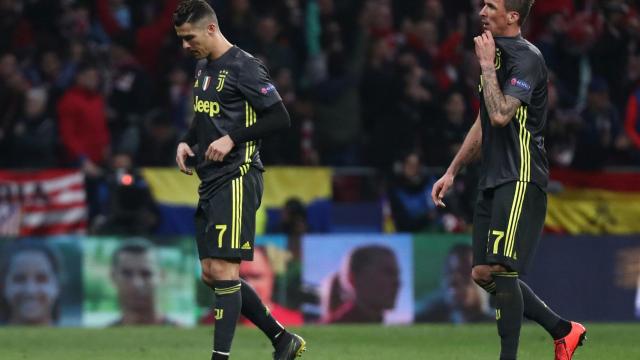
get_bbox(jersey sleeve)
[237,57,282,111]
[502,53,542,105]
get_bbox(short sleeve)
[237,57,282,111]
[502,54,542,105]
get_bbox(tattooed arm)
[480,66,521,127]
[475,31,521,127]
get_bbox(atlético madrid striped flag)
[0,169,87,236]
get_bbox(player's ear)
[507,11,520,25]
[207,22,217,35]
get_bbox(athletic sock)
[211,351,229,360]
[479,279,571,340]
[494,272,523,360]
[518,280,571,340]
[239,279,285,343]
[479,280,497,295]
[212,280,242,356]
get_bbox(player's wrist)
[480,64,495,74]
[445,166,458,178]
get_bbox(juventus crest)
[216,70,228,92]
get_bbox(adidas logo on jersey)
[241,242,251,250]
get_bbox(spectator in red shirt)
[57,62,110,173]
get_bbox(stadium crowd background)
[1,0,640,234]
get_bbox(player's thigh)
[486,181,545,273]
[511,184,546,273]
[472,188,494,267]
[195,179,240,260]
[236,168,263,261]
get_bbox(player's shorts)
[472,180,546,274]
[194,167,263,261]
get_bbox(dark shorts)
[195,167,263,261]
[472,181,546,274]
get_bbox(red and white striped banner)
[0,170,87,236]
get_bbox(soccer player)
[173,1,305,359]
[431,1,586,359]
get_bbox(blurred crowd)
[3,0,640,233]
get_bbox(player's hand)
[176,142,195,175]
[205,135,235,162]
[474,30,495,69]
[431,173,455,208]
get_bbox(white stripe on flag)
[22,207,86,227]
[50,189,86,204]
[41,172,84,193]
[2,172,83,196]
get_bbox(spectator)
[424,90,472,167]
[165,65,193,133]
[57,62,110,171]
[254,15,295,73]
[572,78,628,169]
[107,34,152,155]
[388,152,438,232]
[93,152,160,235]
[7,87,58,169]
[0,52,28,167]
[590,2,632,111]
[96,0,179,75]
[222,0,258,52]
[137,111,179,167]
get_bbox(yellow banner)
[141,168,200,206]
[262,167,332,207]
[546,188,640,234]
[142,167,332,208]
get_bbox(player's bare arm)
[431,114,482,207]
[475,30,521,127]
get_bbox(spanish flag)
[546,168,640,234]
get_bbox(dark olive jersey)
[478,34,549,191]
[183,46,282,199]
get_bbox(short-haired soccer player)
[431,1,586,359]
[173,1,306,359]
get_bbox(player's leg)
[195,180,247,359]
[475,268,573,341]
[483,181,531,360]
[505,183,578,343]
[471,188,522,359]
[201,258,242,360]
[507,184,585,359]
[239,168,306,360]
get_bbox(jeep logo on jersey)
[216,70,228,92]
[193,96,220,117]
[202,76,212,91]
